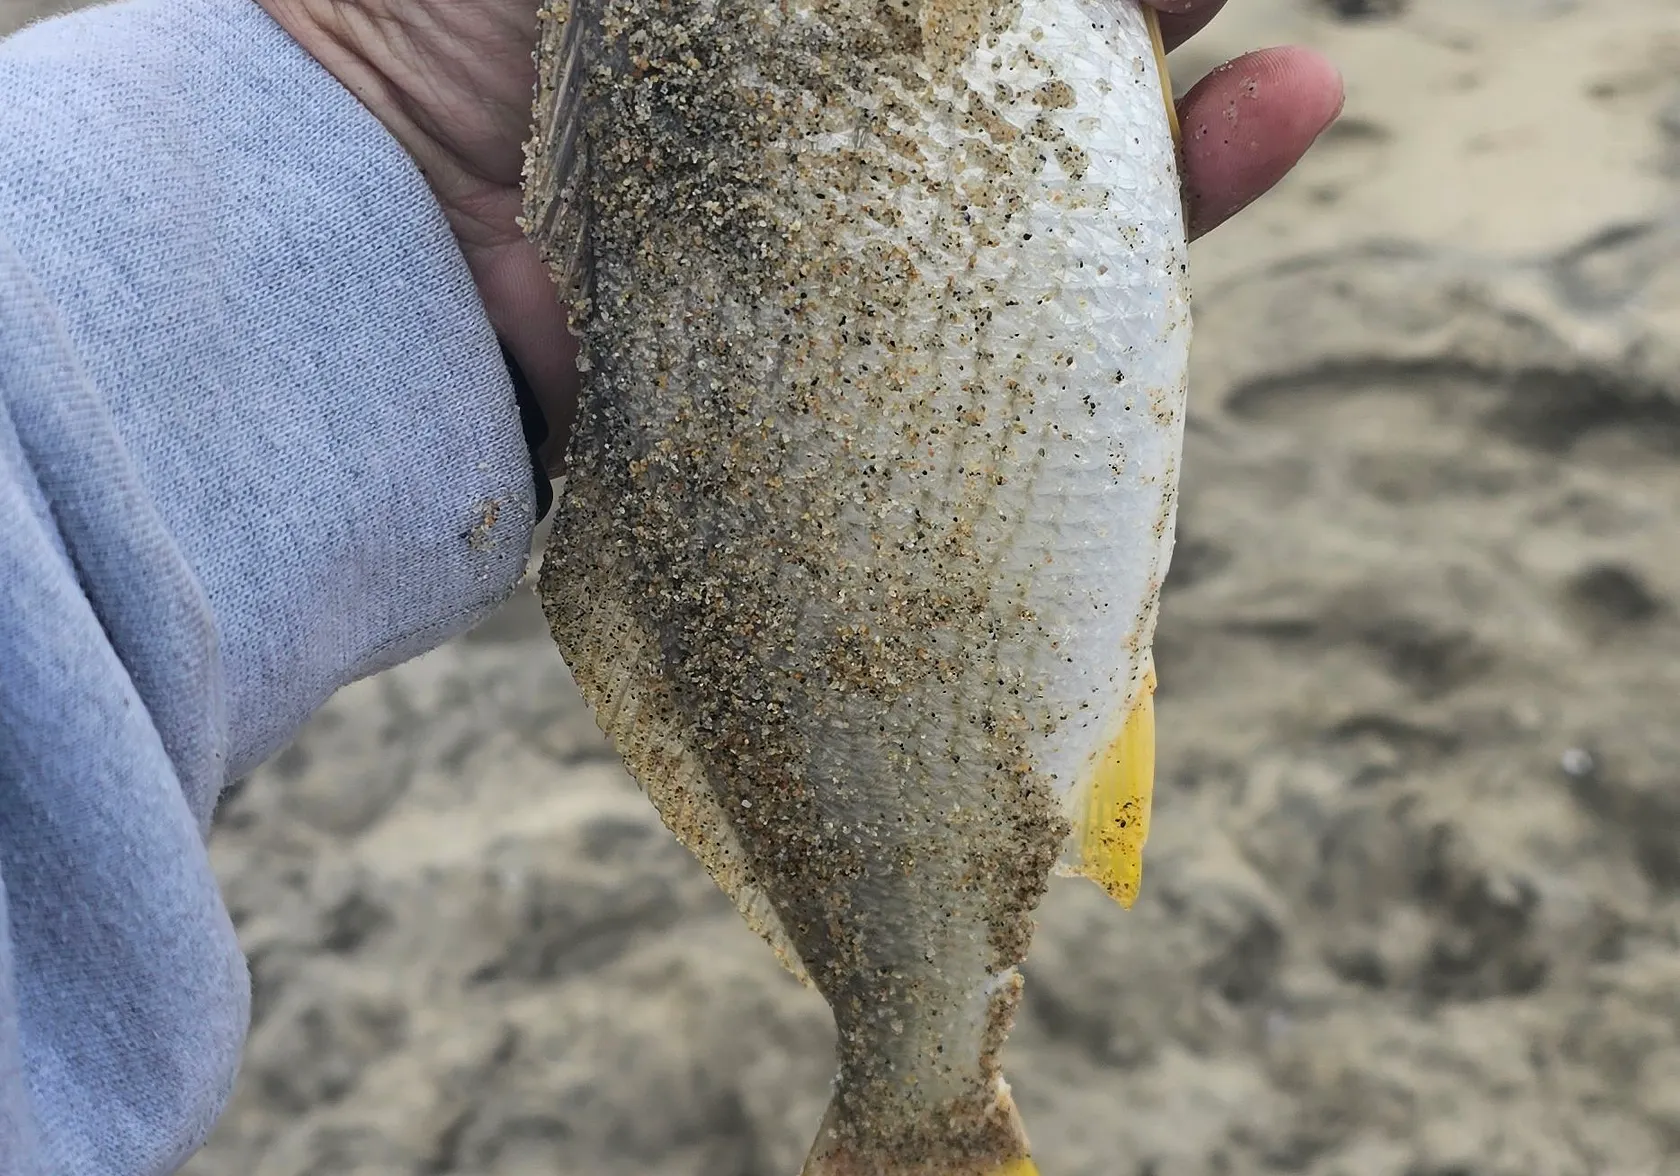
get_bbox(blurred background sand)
[6,0,1680,1172]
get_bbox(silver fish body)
[523,0,1189,1169]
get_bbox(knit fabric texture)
[0,1,538,1169]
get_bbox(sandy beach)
[7,0,1680,1172]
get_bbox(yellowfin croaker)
[522,0,1190,1170]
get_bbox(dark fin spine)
[521,0,594,309]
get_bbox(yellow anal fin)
[1142,6,1182,151]
[1063,654,1157,908]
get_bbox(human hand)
[1150,0,1345,237]
[259,0,1341,474]
[257,0,581,466]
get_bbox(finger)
[1145,0,1229,52]
[467,236,580,477]
[1175,46,1344,240]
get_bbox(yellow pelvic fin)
[1142,6,1182,151]
[1065,655,1157,908]
[992,1160,1042,1176]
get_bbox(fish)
[520,0,1191,1169]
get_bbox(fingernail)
[1316,78,1348,136]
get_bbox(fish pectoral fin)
[523,0,595,308]
[1057,652,1156,909]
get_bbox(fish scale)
[522,0,1190,1169]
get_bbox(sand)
[6,0,1680,1172]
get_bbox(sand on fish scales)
[522,0,1188,1171]
[80,0,1673,1171]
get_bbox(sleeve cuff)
[0,0,540,773]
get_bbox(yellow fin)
[1142,6,1182,150]
[992,1160,1042,1176]
[1059,653,1157,908]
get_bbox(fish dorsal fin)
[522,0,594,308]
[1056,651,1157,908]
[539,549,813,986]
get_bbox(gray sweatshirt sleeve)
[0,1,539,1170]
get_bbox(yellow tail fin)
[1060,654,1157,908]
